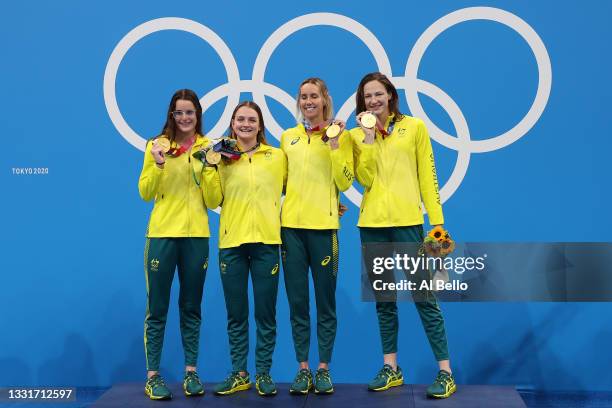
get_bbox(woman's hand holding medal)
[325,119,345,150]
[204,147,221,165]
[193,142,221,166]
[357,111,376,144]
[151,138,169,166]
[193,138,242,166]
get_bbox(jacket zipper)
[329,157,333,216]
[187,151,192,236]
[299,135,311,225]
[329,183,333,216]
[249,155,255,241]
[381,129,391,223]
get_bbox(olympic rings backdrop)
[2,0,612,391]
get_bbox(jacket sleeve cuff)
[427,213,445,226]
[359,142,375,157]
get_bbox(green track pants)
[219,243,280,374]
[281,227,339,364]
[360,226,450,361]
[144,237,209,371]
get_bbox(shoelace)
[185,371,200,382]
[435,371,451,385]
[223,371,243,385]
[149,375,166,387]
[316,370,331,382]
[257,374,273,384]
[295,370,311,383]
[376,365,394,380]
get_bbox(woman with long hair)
[351,72,456,399]
[202,101,287,397]
[138,89,213,400]
[280,78,354,394]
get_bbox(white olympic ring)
[251,12,392,139]
[103,8,552,208]
[103,17,241,151]
[404,7,553,153]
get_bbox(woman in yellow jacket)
[280,78,353,395]
[202,101,286,397]
[351,73,456,399]
[138,89,213,400]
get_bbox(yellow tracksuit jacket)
[280,124,354,229]
[138,134,213,237]
[350,114,444,227]
[202,143,287,249]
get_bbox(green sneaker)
[426,370,456,398]
[368,364,404,391]
[145,373,172,400]
[255,372,277,396]
[214,371,251,395]
[289,368,313,394]
[314,368,334,394]
[183,371,204,396]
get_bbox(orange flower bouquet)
[419,226,455,290]
[421,226,455,257]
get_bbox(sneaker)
[314,368,334,394]
[145,373,172,400]
[183,370,204,396]
[214,371,251,395]
[367,364,404,391]
[426,370,456,398]
[289,368,313,394]
[255,372,277,396]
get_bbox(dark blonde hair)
[356,72,403,119]
[228,101,269,145]
[297,77,334,122]
[160,89,203,141]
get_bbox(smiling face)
[232,106,260,144]
[363,80,391,119]
[299,83,325,124]
[173,99,197,136]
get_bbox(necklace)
[303,119,329,133]
[240,142,260,154]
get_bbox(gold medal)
[205,149,221,165]
[326,123,341,139]
[156,137,171,153]
[360,113,376,129]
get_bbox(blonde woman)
[280,78,354,394]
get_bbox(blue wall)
[1,0,611,391]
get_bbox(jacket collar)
[297,122,325,136]
[234,141,274,156]
[192,133,208,149]
[383,113,396,129]
[253,143,274,153]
